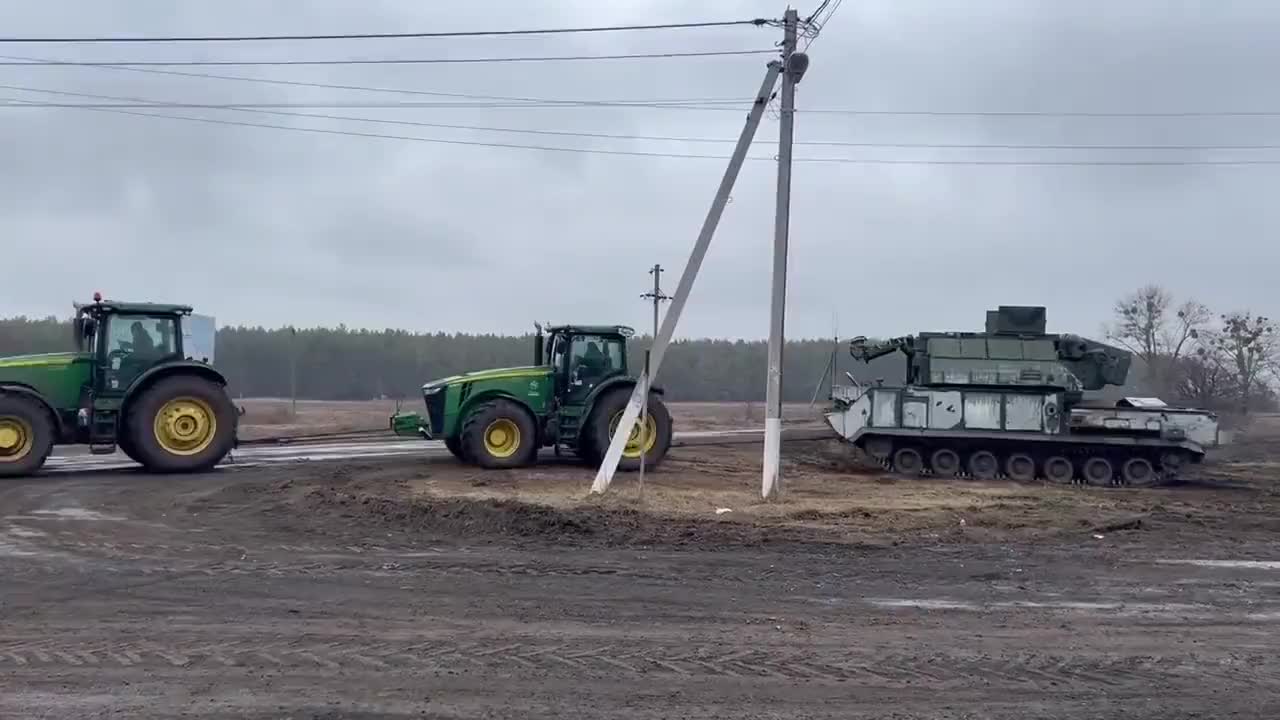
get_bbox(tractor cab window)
[102,314,179,391]
[106,315,175,358]
[568,334,624,389]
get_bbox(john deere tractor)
[393,324,673,470]
[0,295,238,478]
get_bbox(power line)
[0,99,749,110]
[14,83,1280,151]
[11,96,1280,166]
[8,90,1280,152]
[798,107,1280,118]
[0,19,770,43]
[15,51,1280,120]
[0,53,753,109]
[0,48,776,67]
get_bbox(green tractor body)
[0,296,238,477]
[394,324,673,470]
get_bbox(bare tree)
[1107,285,1209,396]
[1212,312,1279,414]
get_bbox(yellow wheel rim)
[153,396,217,456]
[483,418,521,459]
[610,410,658,459]
[0,415,34,463]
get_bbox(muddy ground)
[4,418,1280,718]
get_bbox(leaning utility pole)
[637,264,670,492]
[762,8,809,501]
[591,61,783,495]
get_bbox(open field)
[234,397,824,440]
[5,414,1280,717]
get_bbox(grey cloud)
[2,0,1277,340]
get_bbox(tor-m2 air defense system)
[825,306,1222,487]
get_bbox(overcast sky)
[2,1,1277,340]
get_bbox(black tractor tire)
[460,399,538,469]
[585,387,673,471]
[444,435,469,463]
[0,395,55,478]
[126,374,237,474]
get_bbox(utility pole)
[288,326,298,420]
[638,264,670,494]
[592,61,783,495]
[762,8,809,501]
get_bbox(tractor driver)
[130,321,156,354]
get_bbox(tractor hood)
[0,351,87,369]
[422,365,550,391]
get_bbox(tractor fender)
[0,383,64,436]
[120,362,234,437]
[581,376,664,426]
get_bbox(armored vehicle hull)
[827,305,1222,488]
[826,384,1219,486]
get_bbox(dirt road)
[4,454,1280,718]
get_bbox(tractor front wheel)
[0,395,55,478]
[586,388,673,471]
[461,400,537,469]
[444,435,470,463]
[126,375,237,474]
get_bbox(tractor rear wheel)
[126,375,237,474]
[586,388,673,471]
[0,395,55,478]
[461,399,537,469]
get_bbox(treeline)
[0,316,900,402]
[8,284,1272,412]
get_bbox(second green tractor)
[393,324,673,470]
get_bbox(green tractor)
[0,295,238,478]
[393,324,673,470]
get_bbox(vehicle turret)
[849,305,1132,399]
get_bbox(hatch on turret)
[985,305,1047,335]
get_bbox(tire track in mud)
[1,638,1271,690]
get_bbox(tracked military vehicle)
[825,306,1221,487]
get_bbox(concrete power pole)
[638,264,670,492]
[762,8,809,501]
[591,61,783,495]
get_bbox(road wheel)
[461,399,537,469]
[1159,451,1187,478]
[1043,455,1074,485]
[126,375,236,473]
[1082,456,1114,487]
[1005,453,1037,483]
[967,450,999,480]
[1121,457,1157,487]
[587,388,673,471]
[892,447,924,475]
[0,395,55,478]
[929,447,961,477]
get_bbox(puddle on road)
[1157,559,1280,570]
[5,508,125,522]
[864,597,1244,617]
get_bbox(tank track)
[861,437,1190,488]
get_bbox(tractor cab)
[72,293,215,397]
[538,324,634,406]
